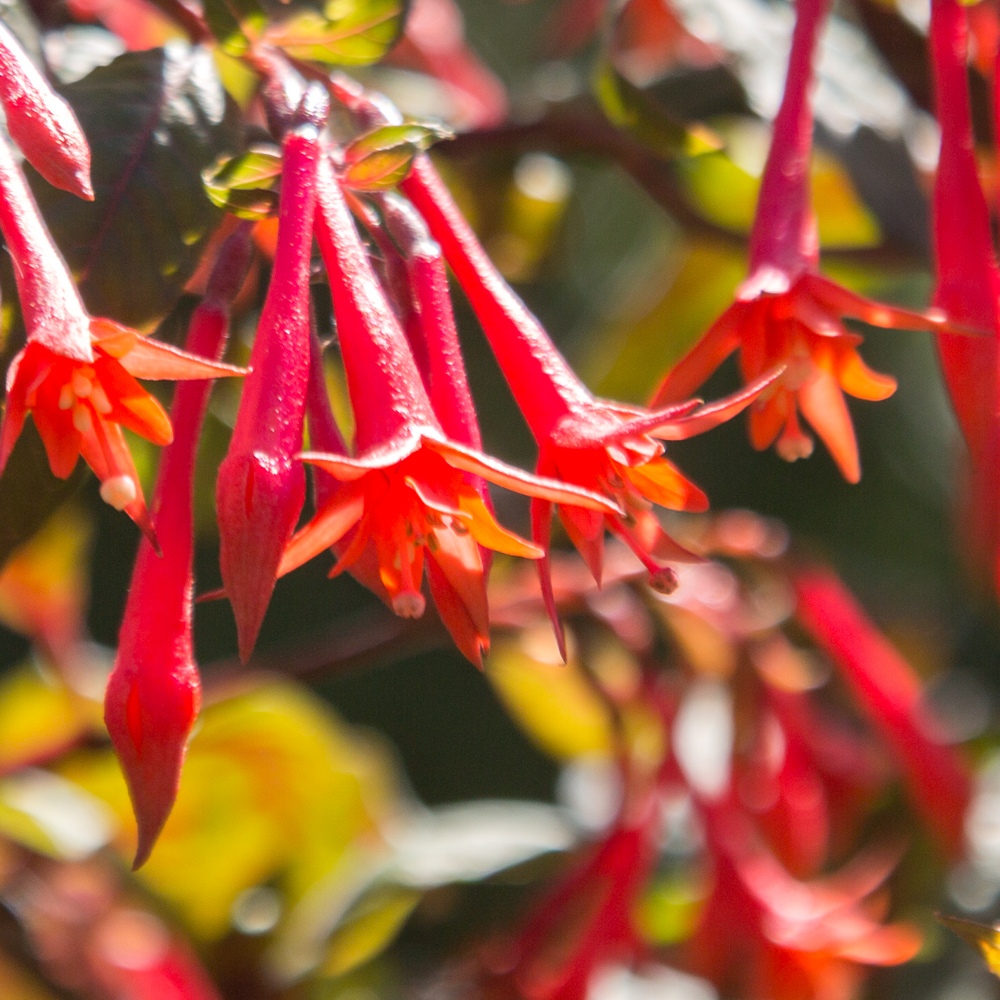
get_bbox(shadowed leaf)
[939,914,1000,978]
[203,0,266,56]
[342,123,452,191]
[592,56,720,162]
[203,144,282,219]
[29,45,239,328]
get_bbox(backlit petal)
[650,303,743,406]
[278,482,366,577]
[458,490,543,558]
[96,358,173,446]
[797,370,860,483]
[623,458,708,512]
[835,349,896,401]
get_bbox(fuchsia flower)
[216,86,326,662]
[689,804,921,1000]
[0,20,92,200]
[401,157,778,655]
[650,0,953,483]
[0,135,242,545]
[105,226,253,869]
[927,0,1000,591]
[276,155,617,665]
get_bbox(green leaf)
[342,123,451,191]
[266,0,406,66]
[29,46,239,328]
[203,144,283,219]
[592,56,720,162]
[202,0,267,56]
[0,421,84,571]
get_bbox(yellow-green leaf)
[266,0,405,67]
[322,885,421,977]
[342,123,452,191]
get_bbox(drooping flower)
[927,0,1000,592]
[0,19,92,200]
[689,803,921,1000]
[279,155,617,665]
[105,225,253,869]
[216,85,326,662]
[0,134,242,544]
[399,155,777,655]
[650,0,954,483]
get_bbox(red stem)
[746,0,830,280]
[402,157,594,438]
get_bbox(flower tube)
[105,225,253,868]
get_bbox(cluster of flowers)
[477,519,971,1000]
[0,0,988,932]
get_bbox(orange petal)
[835,349,896,402]
[623,457,708,512]
[834,924,922,965]
[428,524,489,638]
[93,320,247,380]
[457,490,543,558]
[278,483,366,577]
[749,395,787,452]
[650,303,743,406]
[559,506,606,585]
[31,377,81,479]
[0,376,29,477]
[426,555,486,667]
[96,359,173,446]
[797,370,860,483]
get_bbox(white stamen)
[392,590,426,619]
[58,384,74,410]
[90,384,112,414]
[71,372,93,398]
[100,475,137,511]
[72,405,93,435]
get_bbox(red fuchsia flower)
[0,135,242,545]
[650,0,954,484]
[398,156,777,657]
[928,0,1000,592]
[277,155,617,665]
[0,20,92,200]
[794,566,972,858]
[216,86,327,663]
[486,786,662,1000]
[689,802,920,1000]
[105,226,253,869]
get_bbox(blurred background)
[2,0,1000,997]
